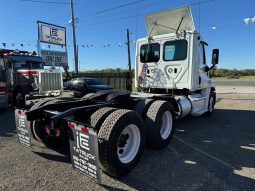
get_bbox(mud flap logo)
[68,121,101,182]
[15,109,31,148]
[18,115,26,130]
[77,132,90,151]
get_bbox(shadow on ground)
[115,108,255,191]
[1,107,255,190]
[0,108,16,138]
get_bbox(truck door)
[198,42,210,88]
[4,59,14,87]
[0,58,5,82]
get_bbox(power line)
[77,0,217,26]
[79,0,145,20]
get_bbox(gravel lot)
[0,85,255,191]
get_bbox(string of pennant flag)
[210,16,255,30]
[0,15,254,49]
[0,41,135,49]
[243,16,255,26]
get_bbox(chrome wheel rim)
[117,124,141,164]
[209,96,214,112]
[160,111,173,140]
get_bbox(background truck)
[0,82,9,109]
[15,6,219,180]
[0,49,63,106]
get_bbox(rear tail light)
[0,82,8,94]
[45,125,51,135]
[54,128,61,137]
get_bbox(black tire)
[80,93,96,100]
[145,100,175,149]
[90,107,117,131]
[32,99,68,147]
[204,91,216,117]
[13,91,25,107]
[98,109,145,177]
[133,99,155,119]
[30,98,53,111]
[30,98,53,140]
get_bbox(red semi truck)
[0,49,63,107]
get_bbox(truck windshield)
[15,61,43,69]
[140,43,160,63]
[29,62,43,69]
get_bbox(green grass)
[213,76,255,81]
[131,76,255,92]
[132,85,137,92]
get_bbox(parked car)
[64,78,80,90]
[0,82,9,109]
[63,78,71,90]
[71,77,113,98]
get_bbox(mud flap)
[67,121,101,183]
[15,109,31,148]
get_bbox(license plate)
[67,121,101,183]
[15,109,31,148]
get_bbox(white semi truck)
[134,6,218,118]
[15,6,219,180]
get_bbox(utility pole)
[126,29,132,91]
[70,0,78,75]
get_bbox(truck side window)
[199,44,206,65]
[163,40,187,61]
[15,61,28,69]
[140,43,160,63]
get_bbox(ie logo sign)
[50,28,58,38]
[18,115,26,129]
[68,121,101,182]
[38,22,66,46]
[76,131,90,151]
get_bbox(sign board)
[41,50,68,67]
[15,109,31,148]
[68,121,101,182]
[38,21,66,46]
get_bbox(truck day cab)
[0,49,63,106]
[15,6,219,180]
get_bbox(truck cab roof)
[8,55,43,63]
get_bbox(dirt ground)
[0,85,255,191]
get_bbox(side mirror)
[204,66,210,73]
[212,49,219,65]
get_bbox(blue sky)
[0,0,254,70]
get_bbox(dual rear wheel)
[30,98,70,147]
[30,98,175,177]
[91,100,175,177]
[144,100,175,149]
[95,109,145,177]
